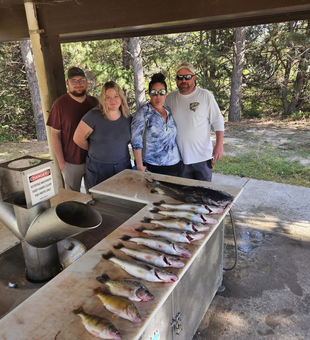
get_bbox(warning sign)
[27,166,55,205]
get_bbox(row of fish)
[74,272,156,339]
[73,194,229,338]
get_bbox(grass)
[214,151,310,187]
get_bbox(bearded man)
[165,62,224,182]
[46,67,99,191]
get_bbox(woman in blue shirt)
[131,73,180,177]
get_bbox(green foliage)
[0,42,36,139]
[1,20,310,139]
[0,125,22,143]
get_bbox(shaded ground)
[192,174,310,340]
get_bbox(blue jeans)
[86,156,132,188]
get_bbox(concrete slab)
[193,174,310,340]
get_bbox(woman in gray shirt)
[74,81,132,188]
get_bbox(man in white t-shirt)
[165,62,224,182]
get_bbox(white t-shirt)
[165,87,224,165]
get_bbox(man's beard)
[178,83,190,94]
[70,89,86,97]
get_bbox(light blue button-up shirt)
[131,103,181,166]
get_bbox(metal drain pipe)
[25,201,102,248]
[0,203,21,240]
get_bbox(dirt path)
[1,118,309,165]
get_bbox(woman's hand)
[136,164,147,172]
[133,149,146,171]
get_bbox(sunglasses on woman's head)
[150,89,167,96]
[176,74,195,81]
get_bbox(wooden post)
[24,1,63,189]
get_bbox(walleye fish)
[153,200,225,214]
[114,242,185,268]
[102,251,179,283]
[135,226,205,243]
[96,274,154,302]
[94,287,141,323]
[73,306,122,339]
[150,208,218,224]
[143,217,210,232]
[146,178,233,206]
[120,235,192,258]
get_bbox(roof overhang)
[1,1,310,42]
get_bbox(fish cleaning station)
[0,155,242,339]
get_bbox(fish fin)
[142,217,152,223]
[96,274,110,284]
[150,208,160,213]
[135,226,146,232]
[153,200,165,206]
[113,242,124,250]
[120,235,131,241]
[91,330,100,337]
[73,306,84,314]
[112,314,119,319]
[102,251,115,260]
[93,287,103,295]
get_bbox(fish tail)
[135,226,146,232]
[120,235,131,241]
[142,217,152,223]
[150,208,160,213]
[73,306,84,314]
[153,200,165,206]
[102,251,115,260]
[113,242,124,250]
[96,273,110,284]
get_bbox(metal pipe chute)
[24,201,102,248]
[0,202,22,240]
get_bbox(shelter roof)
[1,0,310,42]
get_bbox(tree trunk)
[290,20,310,113]
[19,39,47,141]
[228,27,246,122]
[130,37,146,108]
[122,38,131,70]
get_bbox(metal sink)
[0,195,145,319]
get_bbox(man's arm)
[213,130,224,161]
[50,128,66,171]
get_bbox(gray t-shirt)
[82,108,131,164]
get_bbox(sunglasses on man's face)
[150,89,167,96]
[176,74,195,81]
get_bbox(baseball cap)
[176,62,195,74]
[67,67,86,79]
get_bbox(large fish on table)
[73,306,122,339]
[102,251,179,283]
[153,200,225,214]
[146,178,233,206]
[96,274,154,302]
[94,287,141,323]
[113,242,185,268]
[143,217,210,232]
[135,226,205,243]
[120,235,192,258]
[150,208,218,224]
